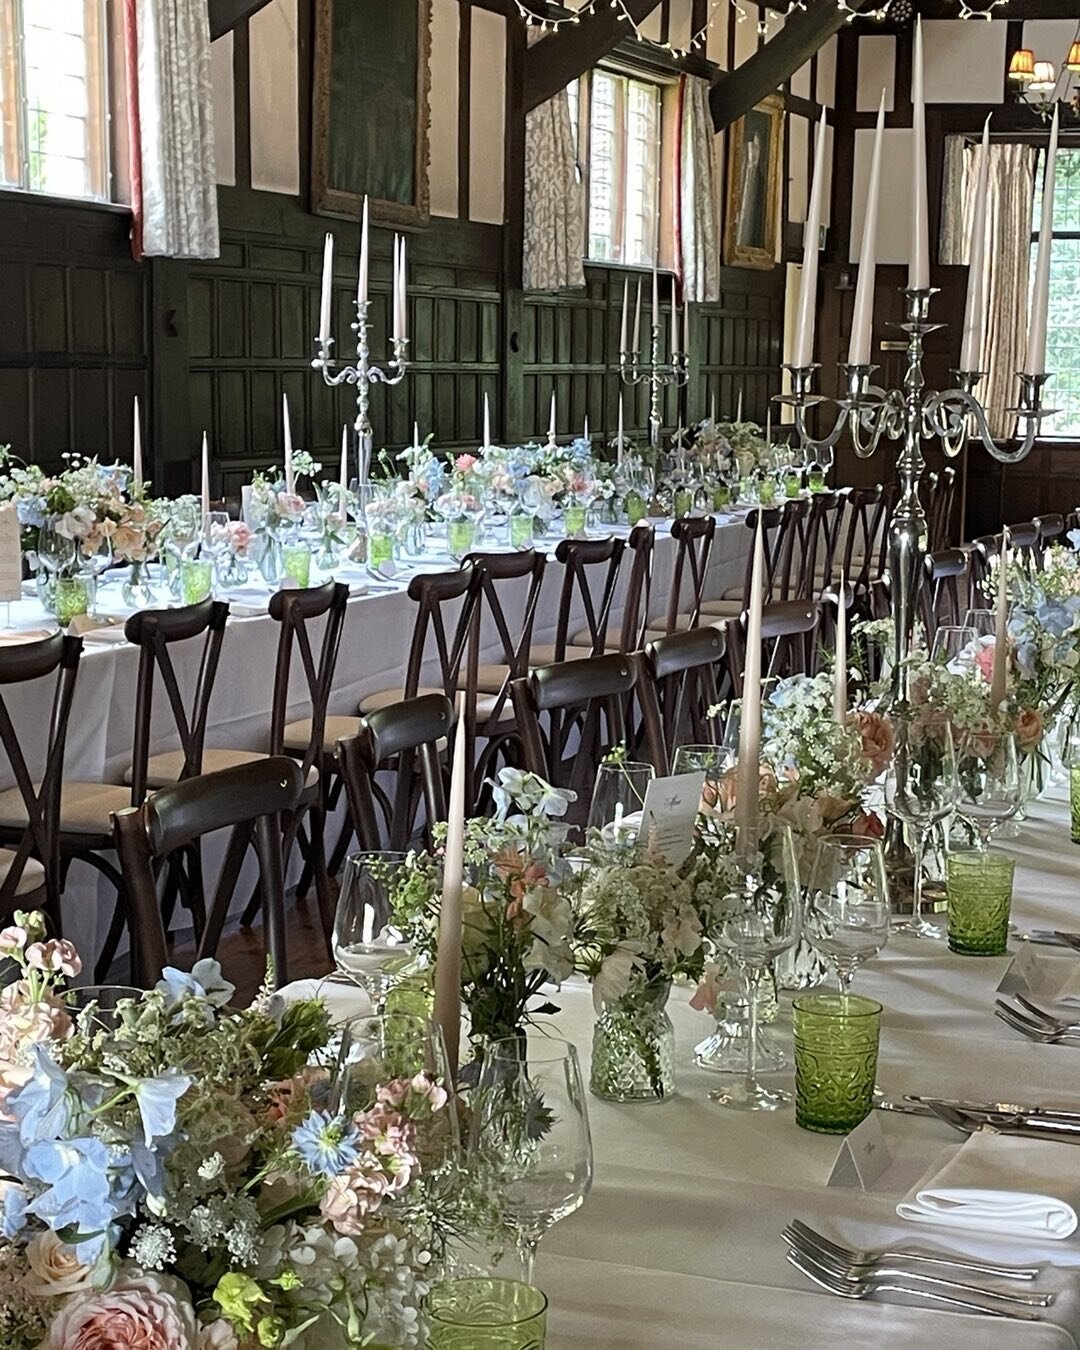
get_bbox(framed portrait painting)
[312,0,432,227]
[723,96,783,269]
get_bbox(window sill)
[0,187,130,216]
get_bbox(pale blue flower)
[155,959,234,1010]
[1,1182,27,1239]
[10,1045,72,1144]
[292,1110,361,1177]
[23,1136,116,1247]
[133,1071,192,1146]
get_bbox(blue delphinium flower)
[1,1182,27,1239]
[155,959,235,1011]
[132,1071,192,1146]
[9,1045,72,1144]
[23,1136,117,1252]
[291,1110,361,1177]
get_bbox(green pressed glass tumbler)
[1071,763,1080,844]
[808,469,825,492]
[793,992,882,1134]
[448,518,476,560]
[712,485,731,510]
[946,849,1014,956]
[509,511,534,550]
[784,473,801,498]
[179,559,212,605]
[55,575,90,627]
[563,504,586,537]
[624,490,646,525]
[425,1278,547,1350]
[673,487,693,518]
[368,531,394,570]
[759,477,777,506]
[281,544,311,587]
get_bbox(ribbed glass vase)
[590,978,674,1103]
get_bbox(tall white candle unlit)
[201,433,210,517]
[548,390,557,443]
[358,196,370,307]
[283,394,295,496]
[849,93,885,366]
[339,424,349,519]
[652,260,659,337]
[960,117,992,373]
[319,232,334,346]
[670,277,678,358]
[735,513,765,833]
[617,393,625,466]
[991,527,1009,708]
[433,691,467,1078]
[833,572,848,724]
[132,396,143,493]
[909,19,929,290]
[620,278,629,354]
[632,279,642,357]
[1027,105,1059,377]
[793,110,828,367]
[482,392,491,451]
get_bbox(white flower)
[592,946,639,1010]
[23,1230,96,1298]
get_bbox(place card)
[828,1110,893,1191]
[637,771,706,867]
[0,504,22,603]
[1001,941,1044,995]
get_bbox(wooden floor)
[165,892,334,1006]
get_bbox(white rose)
[198,1320,240,1350]
[24,1230,95,1298]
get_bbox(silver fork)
[784,1219,1040,1282]
[784,1248,1043,1320]
[995,1003,1080,1044]
[782,1226,1052,1307]
[1011,993,1080,1032]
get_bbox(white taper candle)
[849,92,885,367]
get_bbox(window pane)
[623,80,659,266]
[1035,235,1080,437]
[588,72,620,262]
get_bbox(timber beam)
[523,0,662,113]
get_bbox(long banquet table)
[534,775,1080,1348]
[2,513,752,962]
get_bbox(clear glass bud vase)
[590,977,674,1103]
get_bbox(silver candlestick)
[620,325,690,451]
[311,299,410,489]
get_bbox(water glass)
[671,744,735,780]
[884,719,958,939]
[180,559,212,604]
[469,1034,592,1284]
[962,608,996,639]
[55,575,91,627]
[930,625,979,672]
[334,1011,451,1108]
[946,849,1014,956]
[952,729,1021,845]
[805,835,890,992]
[426,1278,547,1350]
[281,543,311,587]
[793,992,882,1133]
[332,851,414,1011]
[64,985,142,1033]
[586,761,655,842]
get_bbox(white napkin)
[68,615,128,643]
[897,1132,1080,1239]
[272,976,371,1024]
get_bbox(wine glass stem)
[518,1234,540,1286]
[743,962,760,1098]
[912,835,926,928]
[836,962,856,995]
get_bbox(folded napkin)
[67,614,128,642]
[0,628,55,645]
[897,1132,1080,1239]
[271,976,371,1024]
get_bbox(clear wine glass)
[332,851,415,1012]
[671,744,735,780]
[952,729,1021,847]
[930,625,979,672]
[709,825,801,1112]
[201,511,230,586]
[469,1033,593,1284]
[962,608,996,639]
[884,719,959,939]
[586,761,655,844]
[805,834,890,993]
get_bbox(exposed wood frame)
[709,0,872,131]
[523,0,660,113]
[209,0,274,41]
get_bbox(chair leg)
[306,800,335,953]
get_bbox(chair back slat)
[268,581,349,776]
[400,566,476,700]
[662,516,715,632]
[618,524,655,652]
[641,626,731,766]
[552,537,625,658]
[463,550,547,728]
[124,598,230,803]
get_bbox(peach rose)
[43,1272,197,1350]
[24,1231,95,1299]
[1014,706,1044,754]
[849,710,895,776]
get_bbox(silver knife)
[928,1102,1080,1143]
[1024,931,1074,947]
[906,1094,1080,1123]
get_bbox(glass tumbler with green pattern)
[945,849,1014,956]
[281,544,311,587]
[1071,761,1080,844]
[793,992,882,1134]
[180,559,212,605]
[425,1278,547,1350]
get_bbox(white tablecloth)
[4,515,751,960]
[536,776,1080,1348]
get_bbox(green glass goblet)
[625,490,647,525]
[426,1278,547,1350]
[793,992,882,1134]
[55,575,91,628]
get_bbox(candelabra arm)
[924,371,1053,466]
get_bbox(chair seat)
[528,644,596,667]
[699,599,744,619]
[0,849,45,897]
[570,625,625,651]
[0,782,133,837]
[359,685,445,714]
[643,613,700,636]
[126,747,265,790]
[282,715,363,755]
[457,663,511,695]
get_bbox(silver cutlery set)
[783,1218,1053,1320]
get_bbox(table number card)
[636,771,706,867]
[0,504,22,605]
[828,1111,893,1190]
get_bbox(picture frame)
[723,95,784,269]
[312,0,432,228]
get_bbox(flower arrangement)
[389,770,578,1050]
[0,912,466,1350]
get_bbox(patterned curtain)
[127,0,219,260]
[940,136,1036,437]
[679,75,719,302]
[523,81,585,291]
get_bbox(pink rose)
[225,521,252,555]
[320,1160,390,1235]
[849,810,885,840]
[24,939,81,977]
[849,710,895,776]
[973,642,996,684]
[1014,706,1044,753]
[276,491,304,519]
[43,1271,197,1350]
[455,454,478,473]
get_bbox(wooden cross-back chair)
[928,465,958,551]
[0,633,82,929]
[511,654,665,833]
[969,533,1000,594]
[113,756,305,987]
[1034,513,1066,558]
[919,548,971,638]
[699,506,787,622]
[839,486,887,616]
[570,522,655,653]
[726,600,821,696]
[1007,521,1040,571]
[799,491,846,600]
[640,626,733,769]
[649,515,715,636]
[532,536,626,665]
[337,693,452,854]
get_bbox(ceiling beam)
[710,0,873,131]
[209,0,274,41]
[523,1,662,114]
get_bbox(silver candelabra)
[620,324,689,451]
[311,299,410,488]
[780,286,1053,709]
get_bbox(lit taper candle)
[849,92,885,366]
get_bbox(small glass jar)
[624,490,647,525]
[368,531,394,570]
[563,503,587,538]
[180,559,212,605]
[447,517,476,561]
[590,977,674,1103]
[55,574,91,627]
